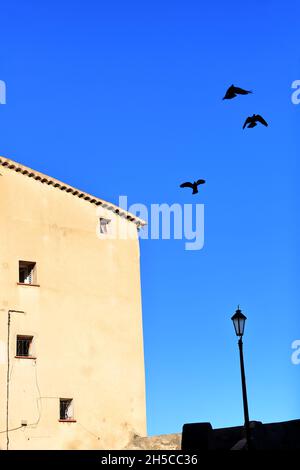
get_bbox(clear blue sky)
[1,1,299,435]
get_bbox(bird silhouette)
[223,85,252,100]
[180,179,206,195]
[243,114,268,129]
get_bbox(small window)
[16,335,34,357]
[19,261,36,284]
[60,398,74,420]
[99,218,111,235]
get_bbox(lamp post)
[231,306,252,450]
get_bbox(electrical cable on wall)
[6,309,26,450]
[5,312,101,446]
[6,311,11,451]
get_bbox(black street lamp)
[231,306,252,450]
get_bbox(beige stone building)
[0,156,147,450]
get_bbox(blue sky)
[0,0,299,435]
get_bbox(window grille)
[99,218,111,234]
[16,335,33,357]
[19,261,36,284]
[60,399,73,420]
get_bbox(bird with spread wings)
[243,114,268,129]
[180,179,206,195]
[223,85,252,100]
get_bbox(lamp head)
[231,306,247,337]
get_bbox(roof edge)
[0,156,146,227]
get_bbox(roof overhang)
[0,156,146,227]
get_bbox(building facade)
[0,157,146,450]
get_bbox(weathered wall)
[0,159,146,449]
[124,433,181,450]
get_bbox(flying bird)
[223,85,252,100]
[180,179,206,195]
[243,114,268,129]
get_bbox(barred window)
[99,218,111,235]
[19,261,36,284]
[16,335,33,357]
[59,399,74,420]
